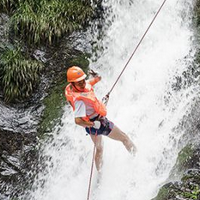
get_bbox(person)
[65,66,136,171]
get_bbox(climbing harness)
[86,0,167,199]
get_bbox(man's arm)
[74,101,94,128]
[89,76,101,86]
[75,117,94,128]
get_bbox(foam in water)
[27,0,195,200]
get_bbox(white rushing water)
[28,0,196,200]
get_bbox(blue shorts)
[85,117,114,136]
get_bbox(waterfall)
[28,0,195,199]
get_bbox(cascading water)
[27,0,196,200]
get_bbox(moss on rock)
[174,144,194,172]
[152,185,170,200]
[38,52,90,137]
[67,53,90,71]
[153,180,200,200]
[38,76,66,137]
[194,0,200,27]
[153,145,200,200]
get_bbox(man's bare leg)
[90,134,103,171]
[108,125,137,154]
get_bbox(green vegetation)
[0,46,43,102]
[176,145,193,170]
[169,144,194,180]
[0,0,19,13]
[153,183,200,200]
[194,0,200,26]
[38,77,66,136]
[68,54,90,70]
[182,185,200,200]
[0,0,96,102]
[1,0,94,45]
[152,186,169,200]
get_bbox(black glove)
[89,69,99,77]
[102,94,109,105]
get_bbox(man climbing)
[65,66,136,171]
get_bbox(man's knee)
[96,145,103,153]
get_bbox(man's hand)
[93,121,101,129]
[75,117,93,128]
[102,94,109,106]
[89,69,99,77]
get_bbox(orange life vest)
[65,81,107,121]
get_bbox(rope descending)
[87,131,97,200]
[106,0,167,100]
[86,0,167,199]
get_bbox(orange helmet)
[67,66,86,82]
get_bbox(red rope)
[107,0,167,97]
[87,130,97,200]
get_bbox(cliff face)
[1,0,200,199]
[0,1,100,197]
[153,100,200,200]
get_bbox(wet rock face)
[154,169,200,200]
[153,99,200,200]
[185,147,200,170]
[0,13,47,134]
[153,145,200,200]
[0,35,90,199]
[0,2,95,198]
[0,102,45,134]
[0,129,38,198]
[0,130,36,155]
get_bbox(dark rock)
[0,129,38,198]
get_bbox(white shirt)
[74,100,98,119]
